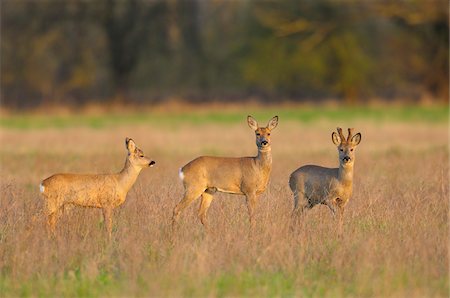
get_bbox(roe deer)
[40,138,155,239]
[172,115,279,230]
[289,128,361,236]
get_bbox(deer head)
[126,137,155,168]
[247,116,278,152]
[331,128,361,167]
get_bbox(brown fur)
[40,138,155,239]
[172,115,278,230]
[289,127,361,236]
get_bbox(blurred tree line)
[1,0,448,109]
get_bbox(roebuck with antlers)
[289,128,361,236]
[40,138,155,239]
[172,115,279,230]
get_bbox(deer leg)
[102,207,113,240]
[337,206,345,238]
[47,212,58,237]
[293,190,300,211]
[323,199,337,218]
[45,196,61,238]
[245,192,258,229]
[198,192,213,229]
[292,190,308,216]
[172,186,204,229]
[290,192,309,233]
[291,188,310,217]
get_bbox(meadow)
[0,105,448,297]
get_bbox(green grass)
[210,271,295,297]
[0,271,294,297]
[3,266,444,297]
[1,105,447,129]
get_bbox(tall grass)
[0,111,448,297]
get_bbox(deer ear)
[247,115,258,131]
[351,133,361,146]
[332,132,341,146]
[126,137,136,152]
[267,116,278,130]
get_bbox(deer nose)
[149,161,156,167]
[261,140,268,146]
[343,156,351,162]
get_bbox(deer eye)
[350,148,354,151]
[256,133,261,136]
[339,149,344,152]
[268,133,271,136]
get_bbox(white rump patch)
[178,168,184,181]
[39,182,45,193]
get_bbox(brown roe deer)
[40,138,155,239]
[172,115,279,230]
[289,128,361,236]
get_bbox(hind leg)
[198,192,214,229]
[172,185,205,230]
[291,189,309,217]
[47,212,57,237]
[45,196,62,238]
[290,190,309,232]
[47,206,65,237]
[290,174,307,216]
[292,190,300,214]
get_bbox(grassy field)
[0,105,448,297]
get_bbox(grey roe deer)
[40,138,155,239]
[289,128,361,236]
[172,115,279,230]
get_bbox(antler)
[347,128,354,142]
[337,127,345,142]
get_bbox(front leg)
[322,198,337,218]
[244,192,258,230]
[337,205,345,238]
[322,197,345,237]
[102,207,113,240]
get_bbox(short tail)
[39,181,45,194]
[178,168,184,181]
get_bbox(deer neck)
[118,159,142,193]
[255,147,272,171]
[338,163,354,187]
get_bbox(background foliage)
[1,0,448,109]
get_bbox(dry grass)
[0,114,448,297]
